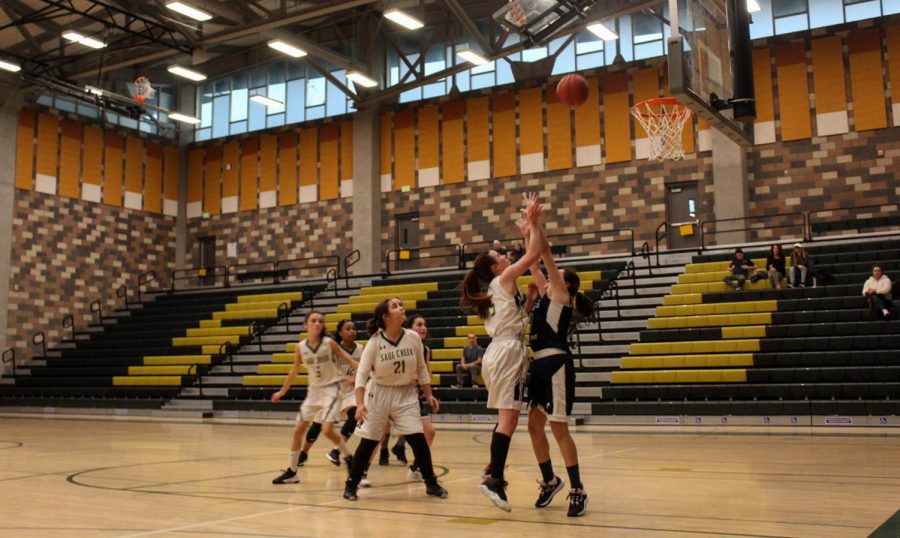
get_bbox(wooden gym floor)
[0,416,897,537]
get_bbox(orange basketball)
[556,73,589,107]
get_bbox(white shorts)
[481,337,529,410]
[338,385,356,413]
[354,383,424,441]
[297,383,341,423]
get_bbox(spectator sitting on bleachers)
[789,243,813,288]
[863,264,894,320]
[508,241,525,263]
[452,334,484,388]
[723,248,755,291]
[492,239,507,258]
[750,243,786,289]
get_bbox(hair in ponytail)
[562,268,595,321]
[366,297,399,337]
[460,252,497,319]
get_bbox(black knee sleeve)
[305,421,322,444]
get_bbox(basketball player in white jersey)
[271,311,358,484]
[460,193,547,511]
[343,297,448,501]
[523,230,593,517]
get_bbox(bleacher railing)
[384,244,462,275]
[62,315,75,341]
[461,229,635,269]
[699,212,808,251]
[343,249,361,288]
[137,270,157,302]
[169,256,341,291]
[808,203,900,241]
[2,349,15,379]
[32,331,46,358]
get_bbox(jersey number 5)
[393,361,406,374]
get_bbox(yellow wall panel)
[82,125,103,189]
[35,113,59,184]
[603,73,632,163]
[889,27,900,118]
[545,84,572,171]
[394,109,415,190]
[299,127,317,187]
[519,87,543,159]
[222,140,240,200]
[187,147,204,210]
[240,138,258,211]
[203,145,221,215]
[125,136,144,206]
[775,42,812,141]
[340,121,353,181]
[380,112,392,181]
[811,36,847,114]
[15,110,35,190]
[632,67,660,139]
[441,101,465,184]
[492,92,517,177]
[277,132,297,206]
[103,131,124,206]
[163,146,179,210]
[418,106,439,171]
[319,123,339,200]
[466,96,490,165]
[752,48,775,122]
[574,76,600,148]
[848,28,887,131]
[144,142,162,213]
[58,119,81,199]
[259,134,277,196]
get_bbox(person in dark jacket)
[751,244,786,289]
[723,248,755,291]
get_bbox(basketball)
[556,73,589,107]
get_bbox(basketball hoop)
[631,97,693,161]
[133,75,155,104]
[506,0,527,26]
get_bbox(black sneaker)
[378,449,390,466]
[425,480,448,499]
[298,451,308,467]
[272,468,299,484]
[326,448,341,466]
[534,476,565,508]
[479,477,511,512]
[566,489,588,517]
[343,481,358,501]
[391,444,408,464]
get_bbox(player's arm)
[353,339,377,419]
[330,338,359,370]
[541,239,570,306]
[414,337,440,413]
[271,346,301,402]
[499,193,546,292]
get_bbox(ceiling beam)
[442,0,494,54]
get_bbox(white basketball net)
[631,98,693,161]
[133,76,155,101]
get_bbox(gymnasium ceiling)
[0,0,661,106]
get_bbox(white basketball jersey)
[300,336,340,387]
[337,342,361,377]
[355,329,430,389]
[484,277,527,339]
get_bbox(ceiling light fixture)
[747,0,761,13]
[457,49,489,66]
[586,22,618,41]
[168,112,201,124]
[165,1,213,21]
[384,9,424,30]
[267,39,307,58]
[63,31,106,49]
[167,65,207,81]
[0,59,21,72]
[85,85,104,96]
[346,71,378,88]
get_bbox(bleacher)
[597,237,900,417]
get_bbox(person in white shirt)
[342,297,448,501]
[862,265,893,319]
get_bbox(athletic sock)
[539,460,555,483]
[489,432,512,480]
[566,464,583,490]
[289,450,301,471]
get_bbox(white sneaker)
[407,465,423,481]
[360,477,372,488]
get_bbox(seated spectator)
[789,244,813,288]
[508,241,525,263]
[863,264,893,320]
[492,239,507,257]
[723,248,755,291]
[750,244,786,289]
[452,334,484,388]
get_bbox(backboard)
[667,0,755,146]
[493,0,597,46]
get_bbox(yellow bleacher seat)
[243,375,309,386]
[226,301,287,311]
[237,292,302,304]
[337,301,418,314]
[663,293,703,306]
[213,309,277,320]
[185,326,251,338]
[127,365,192,375]
[650,312,772,330]
[349,291,430,304]
[113,376,183,386]
[198,320,222,328]
[431,348,463,360]
[454,325,489,337]
[360,283,439,295]
[258,363,307,374]
[142,355,211,365]
[622,354,755,370]
[173,335,242,347]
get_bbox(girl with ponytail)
[460,193,548,513]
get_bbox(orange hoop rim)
[632,97,692,119]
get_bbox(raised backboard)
[493,0,597,46]
[667,0,756,146]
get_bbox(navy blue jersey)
[529,294,572,354]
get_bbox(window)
[632,12,664,60]
[773,0,809,34]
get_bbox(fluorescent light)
[166,1,213,21]
[250,94,283,108]
[346,71,377,88]
[0,59,21,72]
[267,39,307,58]
[384,9,423,30]
[168,112,201,124]
[457,49,488,66]
[63,31,106,49]
[167,65,207,81]
[85,85,103,96]
[747,0,761,12]
[586,22,618,41]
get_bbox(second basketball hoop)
[133,76,155,104]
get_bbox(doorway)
[395,213,420,270]
[665,182,701,250]
[198,236,216,286]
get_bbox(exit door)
[665,183,701,250]
[396,213,420,270]
[199,236,216,286]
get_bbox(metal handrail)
[187,364,202,399]
[460,228,636,268]
[170,265,229,291]
[249,321,264,353]
[699,212,808,251]
[623,260,637,294]
[116,284,129,306]
[384,243,462,275]
[137,270,157,303]
[277,302,291,331]
[808,203,900,240]
[655,222,668,267]
[62,315,75,341]
[274,255,341,285]
[325,267,339,296]
[218,341,236,375]
[32,331,46,358]
[2,349,15,379]
[640,241,653,276]
[90,300,102,323]
[343,249,361,287]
